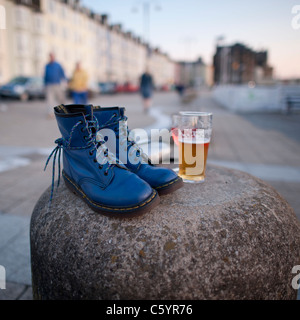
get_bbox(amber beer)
[179,138,210,182]
[173,112,213,183]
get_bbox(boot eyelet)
[89,151,93,156]
[104,171,109,176]
[93,159,97,163]
[99,165,103,170]
[84,136,88,140]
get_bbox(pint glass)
[172,112,213,183]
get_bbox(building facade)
[213,43,273,85]
[0,0,176,88]
[176,57,214,88]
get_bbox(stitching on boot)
[155,177,181,190]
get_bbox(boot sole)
[62,171,160,218]
[155,177,184,196]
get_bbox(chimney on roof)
[126,31,133,39]
[101,14,108,25]
[115,24,122,32]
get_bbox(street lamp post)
[132,0,161,45]
[143,1,150,44]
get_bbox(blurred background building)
[213,43,274,86]
[175,57,214,88]
[0,0,298,100]
[0,0,176,89]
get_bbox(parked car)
[98,82,117,94]
[115,82,139,93]
[0,76,45,101]
[160,84,171,92]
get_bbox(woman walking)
[69,62,89,105]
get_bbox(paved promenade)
[0,90,299,300]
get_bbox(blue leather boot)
[93,106,183,195]
[45,104,160,217]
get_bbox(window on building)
[73,12,77,25]
[61,5,67,18]
[35,38,43,58]
[23,0,32,6]
[49,22,56,35]
[15,32,29,56]
[18,61,24,75]
[48,0,55,13]
[34,15,43,33]
[63,27,68,40]
[14,7,28,29]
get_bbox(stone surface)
[30,165,300,300]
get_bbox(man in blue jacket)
[44,53,66,118]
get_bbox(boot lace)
[45,114,119,203]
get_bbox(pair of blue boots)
[46,104,183,218]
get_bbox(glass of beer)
[172,112,213,183]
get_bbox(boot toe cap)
[80,170,154,209]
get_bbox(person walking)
[69,62,89,105]
[44,53,66,119]
[140,68,154,114]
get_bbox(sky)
[82,0,300,79]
